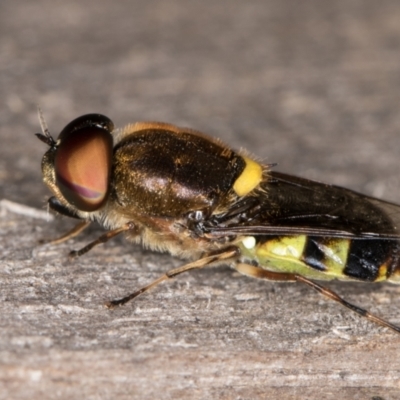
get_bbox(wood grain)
[2,1,400,398]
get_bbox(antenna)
[35,106,56,147]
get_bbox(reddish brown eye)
[55,115,114,212]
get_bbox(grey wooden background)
[1,1,400,399]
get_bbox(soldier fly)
[36,110,400,334]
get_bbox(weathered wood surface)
[1,1,400,399]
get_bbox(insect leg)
[69,222,136,258]
[234,263,297,281]
[234,263,400,334]
[294,275,400,334]
[106,246,240,308]
[41,220,91,245]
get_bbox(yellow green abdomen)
[239,235,397,282]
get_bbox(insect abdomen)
[240,235,399,282]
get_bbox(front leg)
[69,221,138,257]
[42,220,91,246]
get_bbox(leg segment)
[234,263,297,281]
[234,262,400,334]
[295,274,400,334]
[69,222,137,257]
[42,220,91,245]
[106,246,240,308]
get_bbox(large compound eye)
[55,114,114,212]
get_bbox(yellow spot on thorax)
[233,156,263,196]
